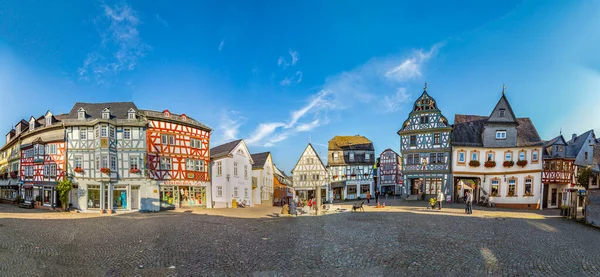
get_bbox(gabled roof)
[68,102,138,120]
[210,139,246,160]
[567,130,595,158]
[292,143,327,173]
[409,87,441,115]
[545,135,568,147]
[379,148,400,157]
[251,152,271,169]
[328,135,374,150]
[486,92,518,125]
[453,114,543,147]
[16,119,28,128]
[542,135,575,159]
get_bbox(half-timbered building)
[292,143,327,202]
[0,122,26,203]
[398,85,452,201]
[452,89,544,209]
[273,165,293,206]
[19,111,67,208]
[542,134,576,209]
[143,109,212,210]
[210,139,254,208]
[250,152,274,206]
[565,130,598,209]
[64,103,150,212]
[328,136,375,201]
[378,148,402,195]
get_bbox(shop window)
[348,185,357,194]
[524,178,533,196]
[360,184,369,194]
[160,187,175,208]
[491,180,499,196]
[87,185,101,209]
[508,179,516,196]
[113,186,128,209]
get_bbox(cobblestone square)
[1,202,599,276]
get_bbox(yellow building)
[0,123,26,203]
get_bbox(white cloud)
[289,49,299,65]
[155,14,168,27]
[78,2,149,85]
[280,71,303,86]
[219,40,224,52]
[277,48,299,68]
[381,87,411,112]
[217,110,245,144]
[246,43,442,147]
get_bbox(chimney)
[572,134,577,142]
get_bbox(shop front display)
[160,183,207,209]
[112,185,128,210]
[87,185,101,209]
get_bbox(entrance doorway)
[333,187,342,200]
[454,178,480,203]
[410,179,421,195]
[551,188,557,206]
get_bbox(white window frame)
[160,157,172,170]
[109,126,115,139]
[458,152,465,163]
[161,134,168,144]
[110,155,117,171]
[49,164,56,177]
[505,152,512,161]
[234,187,238,197]
[217,186,223,197]
[244,165,248,178]
[519,151,525,161]
[234,162,238,176]
[245,188,248,198]
[29,121,35,131]
[471,152,478,161]
[365,153,370,160]
[78,111,85,119]
[349,152,355,161]
[169,135,175,145]
[102,112,110,119]
[217,161,222,176]
[525,178,533,195]
[128,112,135,119]
[130,157,138,170]
[532,151,539,161]
[75,156,83,169]
[45,117,51,126]
[333,152,339,161]
[101,125,108,138]
[123,128,131,140]
[496,131,507,140]
[80,127,87,140]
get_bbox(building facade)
[292,143,327,202]
[250,152,274,206]
[210,139,254,208]
[398,86,452,201]
[452,91,544,209]
[541,134,575,209]
[0,126,22,203]
[273,165,293,206]
[19,111,67,208]
[144,109,212,210]
[64,103,151,212]
[327,136,375,201]
[378,148,402,195]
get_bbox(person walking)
[436,190,444,210]
[366,191,371,204]
[375,189,379,205]
[466,190,473,214]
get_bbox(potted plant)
[516,160,528,167]
[469,160,481,167]
[74,167,84,173]
[508,190,515,197]
[503,161,514,167]
[484,161,496,168]
[129,168,140,174]
[100,168,111,174]
[524,191,532,197]
[333,175,338,179]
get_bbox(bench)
[19,200,34,209]
[352,201,365,212]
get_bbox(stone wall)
[586,190,600,228]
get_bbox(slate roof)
[67,102,138,120]
[452,114,543,147]
[566,130,594,158]
[328,135,374,150]
[251,152,270,169]
[542,135,575,159]
[210,139,242,159]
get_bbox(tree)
[577,166,594,189]
[57,179,73,210]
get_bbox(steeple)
[486,88,518,124]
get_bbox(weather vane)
[424,82,428,91]
[502,83,506,95]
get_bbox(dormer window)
[102,108,110,119]
[29,121,35,131]
[181,114,187,121]
[349,152,355,161]
[16,125,20,134]
[77,107,86,119]
[45,117,51,126]
[127,108,136,120]
[163,110,171,117]
[496,131,507,140]
[499,109,506,117]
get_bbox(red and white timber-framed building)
[19,111,67,209]
[141,110,212,210]
[378,148,402,196]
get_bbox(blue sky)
[1,0,599,173]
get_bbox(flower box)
[507,191,515,197]
[469,160,480,167]
[503,161,514,167]
[333,175,338,179]
[524,191,533,197]
[10,171,17,179]
[129,168,140,174]
[74,167,84,173]
[516,160,528,167]
[100,168,111,174]
[484,161,496,168]
[350,174,356,177]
